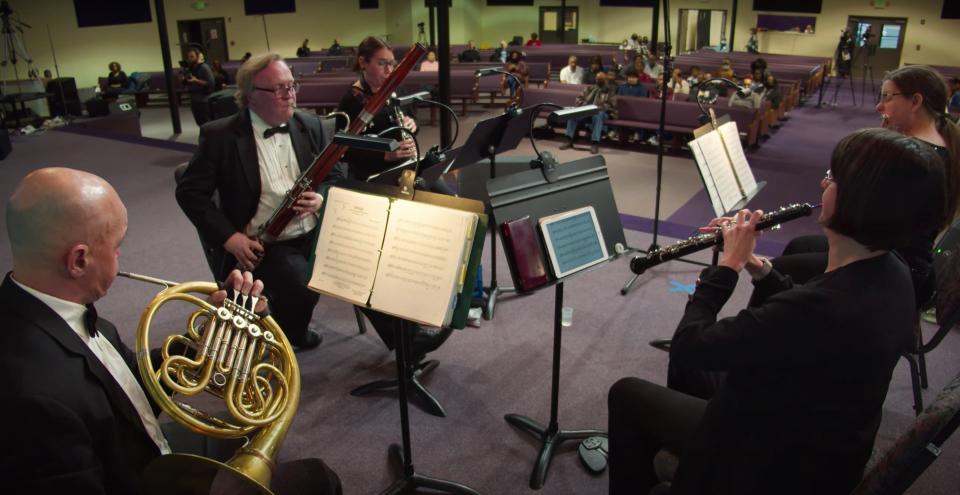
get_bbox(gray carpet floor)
[2,90,959,493]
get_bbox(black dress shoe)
[408,326,453,363]
[293,328,323,350]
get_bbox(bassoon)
[255,43,427,244]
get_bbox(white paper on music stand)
[690,139,726,217]
[691,131,743,213]
[717,121,758,195]
[308,187,391,305]
[369,199,478,327]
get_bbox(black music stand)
[426,107,533,320]
[380,318,480,495]
[487,154,626,490]
[315,176,482,495]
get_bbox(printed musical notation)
[308,188,389,305]
[540,207,608,278]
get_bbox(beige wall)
[736,0,959,69]
[18,0,388,89]
[12,0,960,90]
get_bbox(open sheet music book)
[307,186,484,328]
[689,118,758,217]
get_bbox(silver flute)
[630,203,822,275]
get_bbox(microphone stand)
[620,0,675,296]
[474,68,524,320]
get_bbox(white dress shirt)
[13,278,172,455]
[559,65,585,84]
[244,110,317,241]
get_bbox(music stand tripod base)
[378,321,479,495]
[350,360,447,418]
[504,283,605,490]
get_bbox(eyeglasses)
[253,82,300,97]
[878,92,911,103]
[373,59,398,69]
[823,169,834,184]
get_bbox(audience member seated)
[559,72,617,154]
[608,128,948,495]
[503,50,529,97]
[729,77,762,110]
[583,56,604,85]
[642,52,663,81]
[559,55,585,85]
[686,65,703,87]
[459,40,481,62]
[619,57,651,83]
[296,38,311,58]
[616,72,650,143]
[667,68,690,98]
[750,58,768,91]
[328,38,343,56]
[211,60,231,91]
[104,61,129,98]
[650,73,673,100]
[526,32,542,47]
[717,57,736,80]
[420,49,439,72]
[617,72,649,98]
[761,72,782,112]
[491,40,509,63]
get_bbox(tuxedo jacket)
[175,108,347,278]
[0,274,161,494]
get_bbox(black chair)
[901,307,960,415]
[903,222,960,415]
[851,371,960,494]
[645,371,960,495]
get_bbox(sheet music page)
[718,121,758,194]
[370,199,477,327]
[690,138,726,217]
[692,131,743,212]
[308,187,390,306]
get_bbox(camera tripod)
[0,0,33,94]
[859,42,877,106]
[417,22,427,45]
[825,33,857,108]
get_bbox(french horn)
[119,271,299,495]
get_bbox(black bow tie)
[263,125,290,139]
[84,304,98,338]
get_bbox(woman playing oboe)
[608,128,947,495]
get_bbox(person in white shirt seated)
[643,52,663,81]
[559,55,585,85]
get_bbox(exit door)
[539,6,578,44]
[846,16,906,80]
[177,18,229,64]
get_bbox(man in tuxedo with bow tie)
[176,52,347,350]
[0,167,305,493]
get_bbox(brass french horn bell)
[119,271,300,495]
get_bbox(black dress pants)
[190,94,210,127]
[608,377,706,495]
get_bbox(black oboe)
[630,203,821,275]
